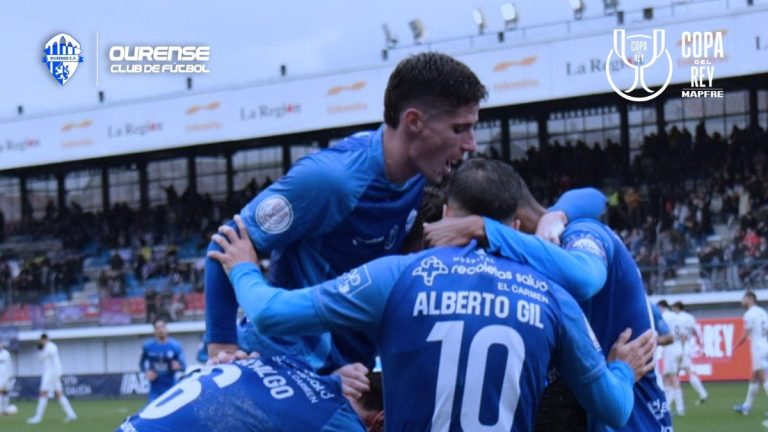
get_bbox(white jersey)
[40,341,63,376]
[673,311,698,347]
[744,305,768,351]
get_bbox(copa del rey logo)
[42,33,84,85]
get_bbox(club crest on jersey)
[337,266,372,296]
[255,195,293,234]
[412,256,448,286]
[42,33,84,85]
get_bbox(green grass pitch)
[0,382,764,431]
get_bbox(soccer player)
[140,320,187,402]
[117,355,384,432]
[658,299,685,415]
[0,340,12,416]
[26,333,77,424]
[734,291,768,415]
[420,168,671,431]
[210,159,657,430]
[204,52,488,371]
[671,301,708,410]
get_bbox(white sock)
[689,375,708,399]
[762,380,768,396]
[745,383,759,410]
[33,397,48,419]
[664,387,674,409]
[0,394,7,413]
[58,395,76,418]
[674,388,685,413]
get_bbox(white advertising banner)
[1,9,767,171]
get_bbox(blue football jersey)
[560,220,672,432]
[374,247,605,431]
[229,244,635,431]
[118,356,365,432]
[139,338,186,397]
[206,126,425,371]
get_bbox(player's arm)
[173,342,187,371]
[536,188,608,244]
[208,216,413,337]
[736,316,750,349]
[483,218,610,301]
[139,343,149,372]
[205,155,355,350]
[555,292,655,428]
[652,304,674,346]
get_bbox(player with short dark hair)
[204,52,489,373]
[117,355,384,432]
[734,291,768,416]
[209,159,656,431]
[420,160,671,431]
[27,333,77,424]
[140,320,186,402]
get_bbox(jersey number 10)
[427,321,525,431]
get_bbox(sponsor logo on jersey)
[412,256,448,286]
[255,195,293,234]
[337,266,372,296]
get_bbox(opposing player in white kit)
[734,291,768,416]
[673,302,708,410]
[26,334,77,424]
[0,340,13,415]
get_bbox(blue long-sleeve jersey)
[483,217,673,432]
[139,337,186,400]
[119,356,365,432]
[205,126,425,370]
[229,244,636,431]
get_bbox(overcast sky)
[0,0,727,119]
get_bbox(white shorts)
[662,344,683,375]
[751,345,768,372]
[39,372,63,394]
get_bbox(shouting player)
[139,320,186,402]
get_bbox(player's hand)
[146,370,158,382]
[207,343,240,364]
[423,216,485,248]
[608,328,657,382]
[207,346,250,365]
[208,215,259,275]
[535,211,567,245]
[171,360,181,371]
[333,363,370,400]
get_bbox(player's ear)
[442,203,450,218]
[402,108,425,134]
[511,219,521,231]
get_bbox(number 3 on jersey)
[427,321,525,431]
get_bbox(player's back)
[377,246,567,431]
[118,356,364,432]
[562,220,670,431]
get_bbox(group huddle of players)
[118,52,673,432]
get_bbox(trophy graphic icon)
[606,29,673,102]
